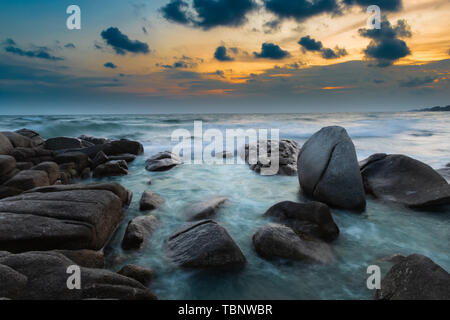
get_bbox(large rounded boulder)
[297,126,366,211]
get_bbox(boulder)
[78,135,110,145]
[122,215,159,250]
[93,160,128,178]
[243,139,300,176]
[145,151,182,172]
[375,254,450,300]
[297,126,366,211]
[45,137,85,151]
[92,150,109,168]
[117,265,154,286]
[53,249,104,268]
[252,224,334,263]
[0,133,14,155]
[0,183,130,252]
[139,191,164,211]
[1,132,33,148]
[54,152,89,172]
[0,155,16,176]
[437,168,450,183]
[15,128,44,147]
[16,162,33,170]
[264,201,339,242]
[360,154,450,208]
[0,186,22,200]
[11,147,54,164]
[184,197,227,221]
[3,170,49,191]
[108,154,136,163]
[0,251,156,300]
[103,139,144,156]
[31,162,60,184]
[166,220,246,268]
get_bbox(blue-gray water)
[1,112,449,299]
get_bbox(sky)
[0,0,449,114]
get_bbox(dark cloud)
[399,76,436,87]
[101,27,150,55]
[64,43,76,49]
[4,45,64,61]
[321,47,347,59]
[158,60,198,69]
[142,27,148,34]
[298,35,323,51]
[299,35,347,59]
[359,18,411,67]
[214,46,234,61]
[160,0,256,30]
[3,38,16,46]
[263,0,340,22]
[343,0,402,12]
[104,62,117,69]
[254,43,290,60]
[263,19,282,34]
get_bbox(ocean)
[1,112,449,299]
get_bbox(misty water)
[1,112,449,299]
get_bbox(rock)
[252,224,334,263]
[92,150,109,168]
[81,167,91,179]
[16,162,33,170]
[54,151,89,172]
[447,163,450,167]
[361,154,450,208]
[11,147,55,164]
[3,170,50,191]
[0,251,156,300]
[243,139,300,176]
[78,135,110,146]
[139,191,164,211]
[0,183,130,252]
[31,162,60,185]
[0,133,14,155]
[145,151,182,172]
[93,160,128,178]
[1,132,33,148]
[54,249,104,268]
[108,154,136,163]
[103,139,144,156]
[45,137,85,151]
[122,215,159,250]
[184,197,227,221]
[297,126,366,211]
[0,186,22,200]
[166,220,246,268]
[117,265,154,286]
[147,179,152,185]
[0,155,16,176]
[375,254,450,300]
[437,168,450,183]
[264,201,339,242]
[0,169,19,185]
[15,128,44,147]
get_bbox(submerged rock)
[117,265,154,286]
[264,201,339,242]
[184,196,227,221]
[93,160,128,178]
[297,126,366,211]
[0,251,156,300]
[122,215,159,250]
[166,220,246,268]
[252,224,334,263]
[139,191,164,211]
[361,154,450,208]
[145,151,182,172]
[375,254,450,300]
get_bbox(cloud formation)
[298,35,347,59]
[160,0,256,30]
[254,43,290,60]
[263,0,340,22]
[3,40,64,61]
[214,46,234,61]
[104,62,118,69]
[343,0,402,12]
[399,76,436,87]
[359,18,411,67]
[101,27,150,55]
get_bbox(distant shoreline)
[413,105,450,112]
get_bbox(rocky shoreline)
[0,126,449,300]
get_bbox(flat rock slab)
[166,220,246,269]
[0,183,130,253]
[0,251,156,300]
[184,197,228,221]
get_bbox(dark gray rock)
[0,155,16,176]
[184,197,227,221]
[93,160,128,178]
[117,264,154,286]
[0,186,22,200]
[0,133,14,155]
[54,151,89,172]
[92,150,109,168]
[264,201,339,242]
[447,163,450,167]
[1,132,33,148]
[15,129,44,147]
[297,126,366,211]
[3,170,50,191]
[103,139,144,156]
[45,137,84,151]
[108,154,136,163]
[81,167,91,179]
[375,254,450,300]
[16,162,33,170]
[31,161,60,184]
[78,135,110,145]
[437,168,450,183]
[11,147,55,164]
[122,215,159,250]
[166,220,246,268]
[53,249,104,268]
[0,183,130,252]
[145,151,182,172]
[139,191,164,211]
[252,224,334,263]
[361,154,450,208]
[0,251,156,300]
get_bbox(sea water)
[1,112,449,299]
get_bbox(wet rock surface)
[122,215,159,250]
[184,197,227,221]
[139,191,164,211]
[145,151,182,172]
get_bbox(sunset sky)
[0,0,449,114]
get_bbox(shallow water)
[1,112,449,299]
